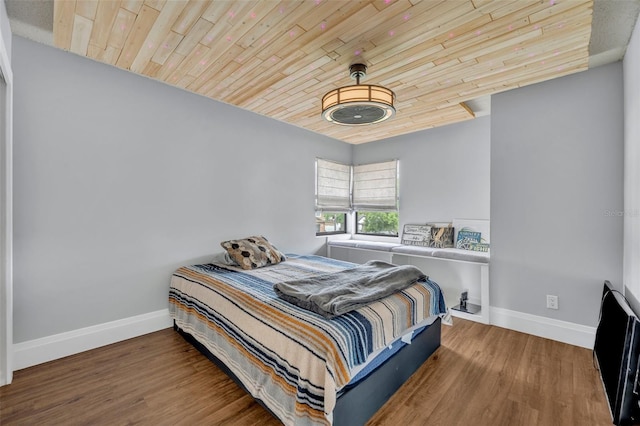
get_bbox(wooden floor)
[0,318,612,426]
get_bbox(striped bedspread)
[169,254,446,426]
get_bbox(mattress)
[169,254,446,426]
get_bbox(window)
[353,160,399,236]
[315,159,350,236]
[315,159,351,211]
[316,212,347,235]
[356,212,399,236]
[315,158,399,236]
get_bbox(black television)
[594,281,640,425]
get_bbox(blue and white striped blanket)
[169,254,446,426]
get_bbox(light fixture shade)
[321,64,396,125]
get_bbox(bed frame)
[174,316,441,425]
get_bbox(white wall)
[624,13,640,303]
[352,116,491,225]
[12,36,351,343]
[491,62,624,327]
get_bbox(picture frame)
[401,224,431,246]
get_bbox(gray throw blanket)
[273,260,426,319]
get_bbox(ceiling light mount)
[322,63,395,126]
[348,63,368,81]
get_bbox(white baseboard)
[490,306,596,349]
[10,306,595,371]
[13,309,173,371]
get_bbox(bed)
[169,253,446,425]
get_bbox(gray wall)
[0,0,10,60]
[491,62,624,326]
[624,13,640,306]
[352,117,491,309]
[12,37,350,343]
[353,116,491,226]
[11,30,626,342]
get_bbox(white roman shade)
[315,159,351,212]
[352,160,398,211]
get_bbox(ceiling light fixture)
[321,64,395,125]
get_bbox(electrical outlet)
[546,295,559,310]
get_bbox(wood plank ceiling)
[53,0,593,144]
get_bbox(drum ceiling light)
[321,64,396,126]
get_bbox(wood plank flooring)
[0,318,612,425]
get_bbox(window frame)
[353,159,399,237]
[315,212,348,236]
[314,158,399,237]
